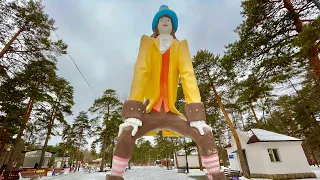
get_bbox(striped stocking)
[201,153,220,180]
[111,155,129,177]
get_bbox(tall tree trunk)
[283,0,320,85]
[0,27,24,58]
[216,134,228,167]
[174,152,179,169]
[196,145,203,171]
[249,100,263,127]
[0,131,9,159]
[100,129,108,171]
[76,129,83,171]
[7,98,34,170]
[100,105,110,171]
[39,109,57,167]
[211,82,249,177]
[110,154,113,168]
[205,69,249,177]
[7,79,41,170]
[61,149,66,168]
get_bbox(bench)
[35,169,48,177]
[2,169,21,180]
[53,168,65,175]
[224,169,241,180]
[20,171,40,179]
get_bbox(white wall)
[176,155,200,168]
[226,148,241,171]
[257,141,312,174]
[227,131,312,175]
[56,161,61,168]
[245,143,267,174]
[23,157,50,167]
[227,130,263,172]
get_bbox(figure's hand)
[190,120,212,136]
[118,118,142,137]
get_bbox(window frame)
[267,148,281,163]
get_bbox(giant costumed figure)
[106,5,227,180]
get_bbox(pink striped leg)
[201,153,220,180]
[111,155,129,177]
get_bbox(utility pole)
[183,137,189,173]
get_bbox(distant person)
[34,162,39,169]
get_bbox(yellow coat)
[128,35,201,136]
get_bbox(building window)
[268,149,281,162]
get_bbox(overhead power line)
[53,30,97,97]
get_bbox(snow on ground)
[42,166,320,180]
[238,166,320,180]
[43,166,206,180]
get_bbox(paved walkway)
[43,166,207,180]
[42,166,320,180]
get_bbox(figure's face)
[157,16,172,35]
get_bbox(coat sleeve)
[178,40,201,104]
[128,35,152,102]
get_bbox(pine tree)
[0,0,67,69]
[72,111,94,170]
[89,89,121,171]
[5,59,58,169]
[192,49,249,177]
[39,77,74,167]
[223,0,320,88]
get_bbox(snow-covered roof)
[247,129,302,144]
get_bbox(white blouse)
[157,34,173,54]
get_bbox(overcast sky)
[43,0,243,147]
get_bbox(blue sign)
[229,154,234,159]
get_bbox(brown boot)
[207,172,228,180]
[106,175,124,180]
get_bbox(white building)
[54,156,70,168]
[175,147,201,168]
[226,129,316,179]
[23,150,52,168]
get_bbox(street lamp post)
[183,137,189,173]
